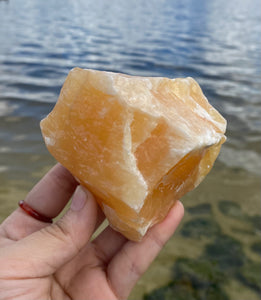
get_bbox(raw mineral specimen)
[40,68,226,241]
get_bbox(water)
[0,0,260,299]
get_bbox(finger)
[25,163,78,218]
[107,200,184,300]
[0,186,99,279]
[91,226,127,264]
[0,164,78,240]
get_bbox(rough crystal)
[40,68,226,241]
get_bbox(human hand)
[0,164,184,300]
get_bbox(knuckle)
[147,230,165,250]
[122,248,143,278]
[41,218,72,246]
[50,165,77,194]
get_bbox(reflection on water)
[0,0,260,299]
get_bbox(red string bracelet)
[18,200,53,223]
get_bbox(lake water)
[0,0,260,299]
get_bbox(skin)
[0,164,184,300]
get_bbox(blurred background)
[0,0,260,299]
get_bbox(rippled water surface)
[0,0,260,299]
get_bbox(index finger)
[25,163,78,218]
[0,164,78,241]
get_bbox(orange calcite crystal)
[40,68,226,241]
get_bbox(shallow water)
[0,0,260,299]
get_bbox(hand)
[0,164,184,300]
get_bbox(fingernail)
[71,186,87,211]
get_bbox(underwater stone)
[173,258,225,288]
[218,200,244,219]
[238,261,261,292]
[187,203,212,215]
[180,218,221,238]
[204,234,245,272]
[251,241,261,254]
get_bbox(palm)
[0,225,127,300]
[55,242,122,300]
[0,164,183,300]
[4,244,119,300]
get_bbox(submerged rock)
[173,258,224,287]
[218,200,244,219]
[204,234,245,272]
[251,240,261,254]
[187,203,212,215]
[180,217,221,238]
[238,261,261,292]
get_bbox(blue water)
[0,0,261,175]
[0,0,261,299]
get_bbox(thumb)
[1,186,98,278]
